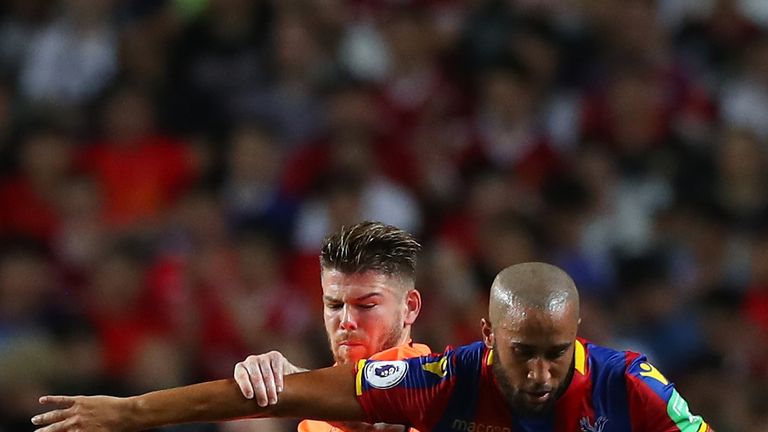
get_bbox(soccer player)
[233,220,430,432]
[32,262,713,432]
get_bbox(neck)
[395,327,412,347]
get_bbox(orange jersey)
[298,341,432,432]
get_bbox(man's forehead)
[320,268,394,283]
[495,324,576,351]
[320,269,404,296]
[497,305,578,335]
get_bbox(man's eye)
[326,303,343,310]
[546,349,567,360]
[359,303,377,309]
[514,348,534,359]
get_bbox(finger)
[234,362,255,399]
[271,355,285,393]
[259,359,278,405]
[38,396,75,408]
[31,408,72,426]
[33,419,67,432]
[34,416,74,432]
[246,363,269,407]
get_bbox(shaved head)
[489,262,579,325]
[483,262,581,415]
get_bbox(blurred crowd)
[0,0,767,430]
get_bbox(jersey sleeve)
[354,350,458,430]
[625,354,713,432]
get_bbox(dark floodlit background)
[1,0,767,431]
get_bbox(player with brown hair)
[233,220,429,432]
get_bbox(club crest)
[580,416,608,432]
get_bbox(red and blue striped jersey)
[354,339,711,432]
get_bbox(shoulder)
[450,341,489,363]
[435,341,490,376]
[581,339,642,370]
[583,340,669,390]
[581,339,655,398]
[370,342,433,361]
[356,342,487,391]
[583,340,712,431]
[583,339,671,397]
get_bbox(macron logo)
[451,419,511,432]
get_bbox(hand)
[233,351,304,407]
[31,395,132,432]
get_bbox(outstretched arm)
[32,365,365,432]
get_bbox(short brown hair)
[320,221,421,279]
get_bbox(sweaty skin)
[488,263,579,325]
[483,263,581,415]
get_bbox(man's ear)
[404,290,422,325]
[481,318,494,348]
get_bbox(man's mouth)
[523,390,552,404]
[338,341,364,347]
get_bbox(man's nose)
[339,305,358,330]
[527,358,552,385]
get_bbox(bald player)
[32,263,713,432]
[484,261,581,416]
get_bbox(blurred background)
[0,0,766,430]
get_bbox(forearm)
[272,365,365,421]
[126,365,365,429]
[127,379,257,429]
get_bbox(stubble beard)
[491,346,559,416]
[330,317,406,364]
